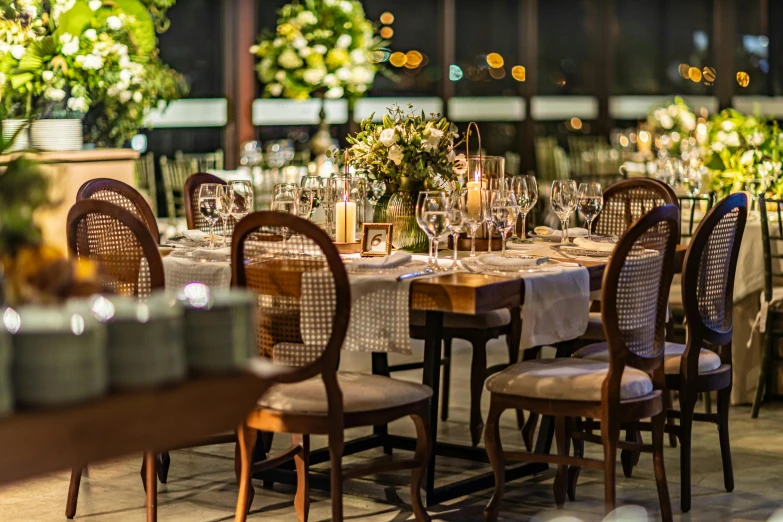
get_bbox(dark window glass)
[538,0,592,95]
[736,0,768,95]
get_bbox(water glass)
[488,190,518,256]
[448,189,467,270]
[577,182,603,240]
[416,191,450,271]
[367,180,386,220]
[217,185,234,247]
[229,180,254,222]
[462,184,484,258]
[271,183,299,256]
[300,174,324,220]
[510,177,534,240]
[682,165,703,197]
[551,180,578,244]
[198,183,221,249]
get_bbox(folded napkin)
[534,226,589,238]
[183,229,209,242]
[479,254,547,268]
[353,251,412,268]
[194,246,231,256]
[573,237,616,253]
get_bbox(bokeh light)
[486,52,504,68]
[737,71,750,87]
[511,65,526,81]
[688,67,702,82]
[405,50,423,68]
[570,117,583,130]
[389,51,407,67]
[702,66,716,83]
[678,63,690,79]
[380,12,394,25]
[380,26,393,39]
[488,67,506,79]
[449,64,463,81]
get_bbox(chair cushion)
[409,309,512,329]
[572,342,722,375]
[485,358,653,402]
[258,372,432,414]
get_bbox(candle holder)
[329,176,364,246]
[466,154,505,253]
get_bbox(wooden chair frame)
[484,204,679,522]
[591,178,677,237]
[231,212,431,522]
[183,172,227,232]
[76,178,160,242]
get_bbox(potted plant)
[347,104,467,250]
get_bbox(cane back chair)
[232,212,432,522]
[484,204,679,521]
[134,152,158,216]
[183,172,232,236]
[76,178,160,243]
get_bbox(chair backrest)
[678,193,715,241]
[681,193,747,356]
[183,172,228,233]
[160,155,198,219]
[602,204,679,382]
[592,178,678,238]
[175,149,225,171]
[76,178,160,243]
[231,211,350,384]
[134,152,157,216]
[67,199,164,298]
[759,194,783,304]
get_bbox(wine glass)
[229,180,254,223]
[510,177,532,240]
[295,187,314,255]
[367,180,386,220]
[217,185,234,247]
[300,174,323,220]
[489,190,518,256]
[682,165,703,197]
[577,182,603,240]
[416,191,450,271]
[551,180,578,244]
[463,184,484,258]
[448,189,466,270]
[525,174,539,211]
[271,183,299,256]
[198,183,220,250]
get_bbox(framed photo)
[361,223,393,257]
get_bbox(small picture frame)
[361,223,393,257]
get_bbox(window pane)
[538,0,592,95]
[736,0,768,95]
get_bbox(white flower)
[83,28,97,41]
[323,73,338,87]
[10,45,24,60]
[428,128,444,144]
[292,37,307,49]
[324,86,344,98]
[340,1,353,13]
[273,37,284,47]
[349,49,367,64]
[740,150,756,166]
[379,128,397,147]
[67,97,86,112]
[725,131,740,147]
[335,67,351,81]
[313,44,327,55]
[120,90,132,103]
[45,88,66,101]
[119,69,132,83]
[680,112,696,132]
[388,144,403,165]
[88,0,102,10]
[453,153,468,175]
[61,35,79,56]
[278,48,303,69]
[25,5,37,18]
[81,54,103,69]
[336,34,352,49]
[350,67,374,85]
[303,68,326,85]
[0,73,7,85]
[296,11,317,25]
[659,114,674,130]
[268,83,283,96]
[249,45,259,54]
[133,91,142,103]
[106,16,122,30]
[325,0,336,5]
[274,70,285,82]
[721,120,735,132]
[298,47,312,58]
[749,131,764,146]
[710,141,725,152]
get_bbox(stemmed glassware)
[463,183,484,258]
[682,165,703,197]
[577,182,603,240]
[488,190,518,256]
[229,180,254,223]
[551,179,578,244]
[299,174,323,220]
[510,176,535,240]
[367,180,386,221]
[197,183,220,250]
[271,183,299,256]
[416,191,450,271]
[217,185,234,247]
[448,189,466,270]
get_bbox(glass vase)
[374,177,428,252]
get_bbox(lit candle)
[466,181,482,217]
[335,199,357,243]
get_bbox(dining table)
[159,236,687,506]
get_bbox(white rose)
[453,153,467,175]
[106,16,122,30]
[133,91,142,103]
[88,0,102,10]
[721,120,735,132]
[278,48,303,69]
[67,97,86,112]
[303,68,326,85]
[83,29,97,41]
[82,54,103,69]
[324,86,344,98]
[428,128,444,146]
[335,67,351,81]
[25,5,37,17]
[42,70,54,82]
[61,37,79,56]
[340,1,353,13]
[659,114,674,130]
[119,69,132,83]
[296,11,317,25]
[273,37,284,48]
[379,128,396,147]
[10,45,24,60]
[323,73,338,87]
[249,45,259,54]
[336,34,352,49]
[313,44,327,55]
[268,83,283,96]
[60,33,74,44]
[350,67,374,85]
[292,37,307,50]
[740,150,756,166]
[388,144,403,165]
[349,49,366,64]
[120,91,132,103]
[710,141,725,152]
[45,88,66,101]
[298,47,312,58]
[275,70,285,82]
[725,131,740,147]
[749,131,764,146]
[680,112,695,132]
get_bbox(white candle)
[466,181,482,217]
[335,200,356,243]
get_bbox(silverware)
[397,269,433,281]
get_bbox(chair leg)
[752,329,774,418]
[567,417,583,501]
[651,412,673,522]
[601,416,620,515]
[157,452,171,484]
[441,337,452,422]
[665,390,678,448]
[717,387,734,493]
[410,409,432,522]
[234,423,257,522]
[469,337,488,447]
[521,412,538,452]
[292,434,311,522]
[329,427,345,522]
[553,416,571,507]
[144,451,157,522]
[483,398,506,522]
[679,391,696,513]
[620,429,642,478]
[65,467,82,519]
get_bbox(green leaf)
[56,0,156,56]
[9,72,34,89]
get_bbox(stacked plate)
[0,329,11,415]
[2,119,29,152]
[9,305,108,408]
[179,285,257,374]
[30,119,83,152]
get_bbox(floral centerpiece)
[346,104,466,250]
[646,96,697,154]
[704,108,783,197]
[0,0,186,148]
[250,0,383,102]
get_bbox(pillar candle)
[466,181,482,217]
[335,200,356,243]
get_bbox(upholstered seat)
[409,309,511,329]
[259,371,432,414]
[572,342,722,375]
[485,358,653,401]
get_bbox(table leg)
[422,311,444,502]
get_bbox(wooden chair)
[134,152,158,216]
[175,149,224,171]
[183,172,230,235]
[483,204,679,521]
[232,211,432,522]
[76,178,160,243]
[160,155,198,220]
[752,195,783,417]
[575,193,747,512]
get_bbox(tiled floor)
[2,337,783,521]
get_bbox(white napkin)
[479,254,546,268]
[573,237,616,253]
[353,251,412,268]
[534,226,589,238]
[183,229,208,242]
[194,246,231,256]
